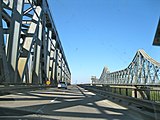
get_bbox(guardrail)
[79,84,160,120]
[89,84,160,102]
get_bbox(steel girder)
[92,49,160,85]
[0,0,71,85]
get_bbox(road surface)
[0,85,140,120]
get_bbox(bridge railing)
[90,84,160,102]
[79,84,160,120]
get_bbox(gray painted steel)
[92,49,160,85]
[0,0,71,85]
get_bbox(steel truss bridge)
[92,49,160,85]
[0,0,71,85]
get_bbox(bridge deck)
[0,85,141,120]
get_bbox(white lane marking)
[50,98,57,103]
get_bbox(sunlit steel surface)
[0,0,71,85]
[92,49,160,85]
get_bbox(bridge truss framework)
[92,49,160,85]
[0,0,71,85]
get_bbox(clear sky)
[48,0,160,84]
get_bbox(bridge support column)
[32,22,42,84]
[7,0,24,84]
[132,87,143,99]
[132,86,150,100]
[0,0,10,84]
[53,49,58,85]
[138,87,150,100]
[50,38,56,85]
[132,89,138,98]
[58,52,62,82]
[46,29,51,81]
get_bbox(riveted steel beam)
[6,0,24,84]
[0,0,71,85]
[0,0,10,84]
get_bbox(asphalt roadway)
[0,85,142,120]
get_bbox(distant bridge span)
[92,49,160,85]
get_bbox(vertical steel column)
[0,0,10,84]
[50,38,56,85]
[53,49,58,85]
[32,21,42,84]
[57,50,61,82]
[40,6,46,84]
[49,48,54,81]
[46,29,51,80]
[7,0,24,84]
[63,64,66,82]
[60,54,63,81]
[62,59,65,82]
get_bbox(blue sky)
[48,0,160,84]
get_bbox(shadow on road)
[0,86,135,120]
